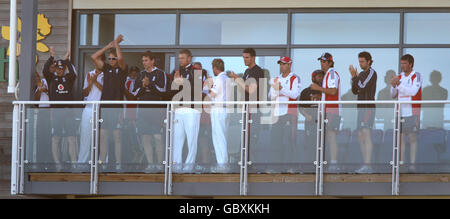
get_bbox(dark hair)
[358,51,373,66]
[401,54,414,68]
[179,49,192,57]
[243,48,256,57]
[129,66,140,74]
[212,58,225,72]
[142,50,156,60]
[108,48,117,57]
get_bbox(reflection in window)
[80,14,176,46]
[405,13,450,44]
[292,48,399,130]
[191,56,280,79]
[180,14,287,45]
[79,14,100,45]
[404,48,450,129]
[114,14,176,45]
[292,13,400,44]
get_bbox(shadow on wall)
[376,70,397,130]
[422,70,448,129]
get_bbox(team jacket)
[322,68,341,115]
[390,71,422,117]
[268,72,301,116]
[43,57,77,107]
[351,67,377,108]
[168,64,207,109]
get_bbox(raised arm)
[91,41,114,71]
[114,34,126,71]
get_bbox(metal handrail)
[12,100,450,105]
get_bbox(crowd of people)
[32,34,423,174]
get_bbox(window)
[180,14,288,45]
[292,13,400,44]
[405,13,450,44]
[79,14,176,45]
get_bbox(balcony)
[10,100,450,196]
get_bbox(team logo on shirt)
[57,84,64,91]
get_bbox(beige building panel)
[73,0,450,9]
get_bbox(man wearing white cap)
[269,57,301,164]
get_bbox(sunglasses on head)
[108,57,118,61]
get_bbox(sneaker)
[355,165,372,174]
[211,165,230,173]
[327,165,341,173]
[182,165,194,173]
[172,165,183,173]
[155,165,164,172]
[408,165,417,173]
[144,164,154,173]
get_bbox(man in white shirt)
[78,68,104,164]
[390,54,422,172]
[206,59,232,172]
[268,56,301,165]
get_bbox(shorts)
[136,107,165,135]
[401,115,419,133]
[325,113,341,132]
[357,107,376,129]
[51,108,78,137]
[100,106,123,130]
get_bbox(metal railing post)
[239,104,250,196]
[10,104,19,195]
[314,103,325,196]
[18,104,26,194]
[166,104,175,195]
[164,104,173,195]
[391,103,401,196]
[90,103,100,194]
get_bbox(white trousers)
[172,108,201,165]
[78,106,92,163]
[210,108,228,164]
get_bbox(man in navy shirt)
[43,46,78,168]
[91,34,127,171]
[133,51,168,172]
[229,48,266,167]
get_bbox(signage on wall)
[0,13,52,82]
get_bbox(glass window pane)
[192,56,280,79]
[292,13,400,44]
[405,13,450,44]
[292,48,399,130]
[180,14,287,45]
[404,48,450,128]
[79,14,176,45]
[114,14,176,45]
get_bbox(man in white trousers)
[78,67,104,165]
[206,59,231,173]
[169,49,205,173]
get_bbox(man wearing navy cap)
[310,52,342,172]
[268,57,301,166]
[43,46,78,169]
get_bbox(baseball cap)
[277,56,292,64]
[55,60,66,69]
[317,53,333,61]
